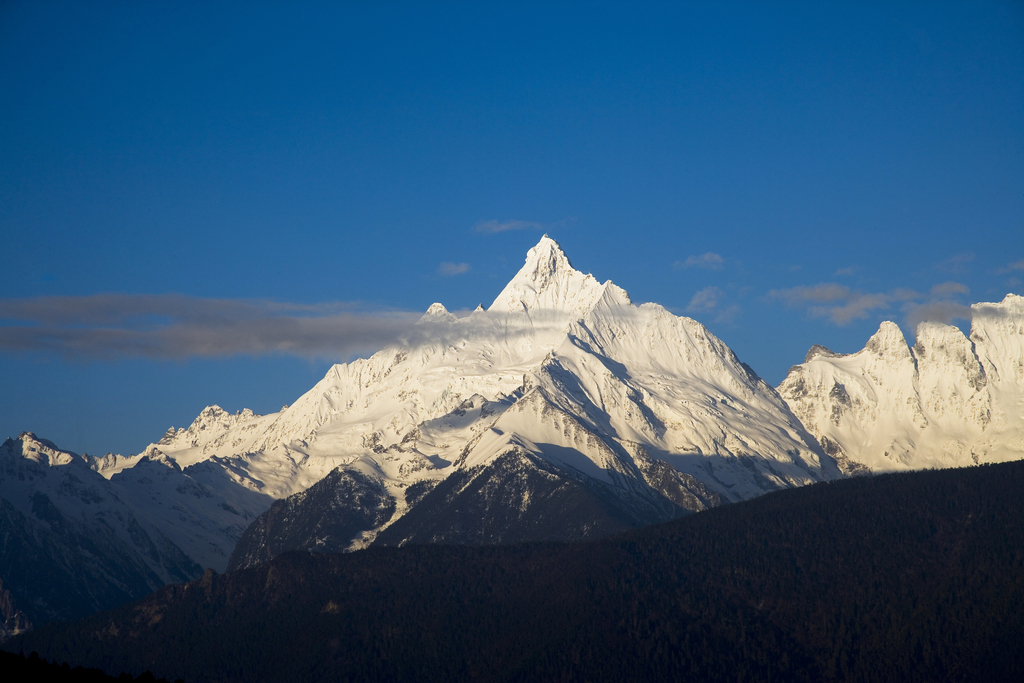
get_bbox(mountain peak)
[6,431,80,467]
[804,344,843,363]
[488,236,605,317]
[501,235,576,296]
[865,321,911,361]
[418,302,457,324]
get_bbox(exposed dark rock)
[227,468,396,571]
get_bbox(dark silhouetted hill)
[7,461,1024,683]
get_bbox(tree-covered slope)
[8,461,1024,683]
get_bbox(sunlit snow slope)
[778,294,1024,473]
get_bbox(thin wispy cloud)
[686,286,724,313]
[767,284,890,325]
[768,279,974,328]
[902,301,972,328]
[996,259,1024,274]
[473,219,544,234]
[685,286,741,324]
[0,294,420,360]
[473,218,575,234]
[770,283,852,305]
[714,305,741,324]
[935,252,975,274]
[674,252,725,271]
[834,266,856,277]
[930,281,969,297]
[902,281,972,327]
[438,262,470,276]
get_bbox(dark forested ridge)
[0,650,179,683]
[6,461,1024,683]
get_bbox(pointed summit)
[519,235,574,287]
[417,302,457,324]
[865,321,911,361]
[488,236,606,318]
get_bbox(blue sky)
[2,1,1022,455]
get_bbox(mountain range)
[1,236,1021,638]
[780,294,1024,472]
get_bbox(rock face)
[778,294,1024,473]
[226,236,836,568]
[228,469,396,571]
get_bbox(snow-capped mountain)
[4,236,1022,623]
[0,433,201,638]
[0,420,286,639]
[778,294,1024,473]
[217,236,837,567]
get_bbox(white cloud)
[686,286,723,313]
[438,262,471,276]
[674,252,725,271]
[473,219,544,234]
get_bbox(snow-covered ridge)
[0,433,200,584]
[779,293,1024,472]
[1,431,268,574]
[146,235,836,541]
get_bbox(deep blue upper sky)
[2,1,1022,455]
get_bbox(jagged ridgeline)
[7,461,1023,683]
[779,294,1024,473]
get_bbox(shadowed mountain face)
[0,434,203,640]
[10,461,1023,683]
[228,468,397,571]
[228,438,720,571]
